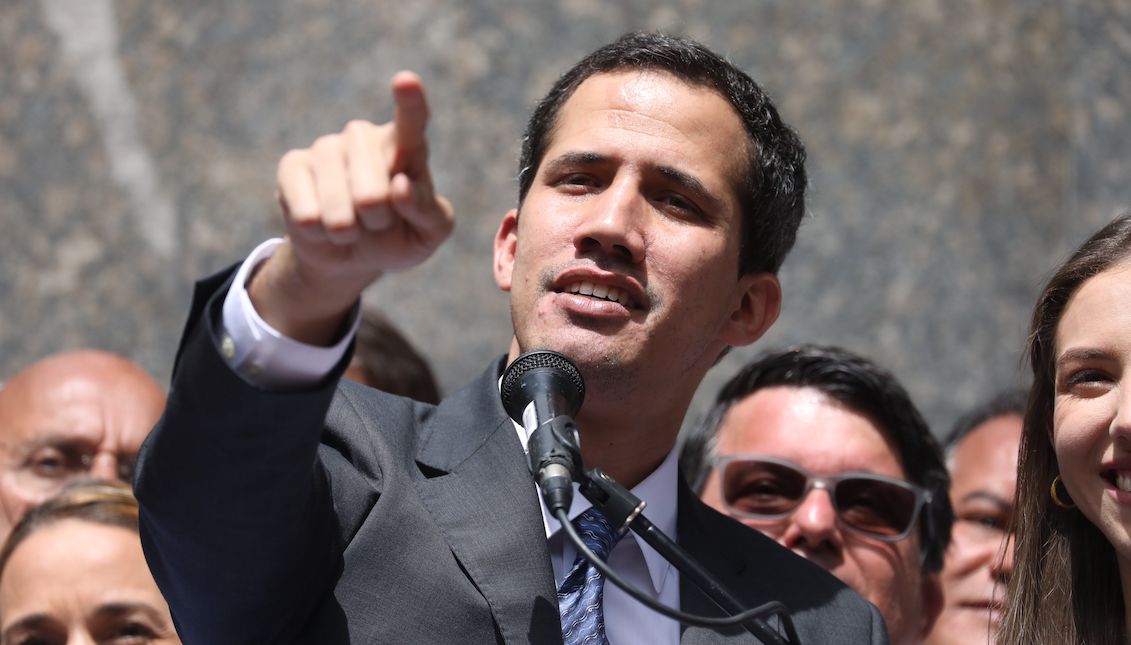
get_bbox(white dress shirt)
[219,240,682,644]
[538,446,682,645]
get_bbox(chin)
[520,333,616,364]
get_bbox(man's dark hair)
[943,388,1028,453]
[679,344,953,572]
[518,32,807,276]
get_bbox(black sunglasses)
[712,454,931,542]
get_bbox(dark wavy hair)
[518,32,808,276]
[680,344,953,573]
[998,212,1131,645]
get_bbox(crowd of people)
[3,30,1130,645]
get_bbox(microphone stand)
[577,468,801,645]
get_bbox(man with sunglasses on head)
[682,344,953,645]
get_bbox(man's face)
[0,352,165,540]
[926,414,1020,645]
[494,71,779,406]
[699,386,941,645]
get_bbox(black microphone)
[500,350,585,514]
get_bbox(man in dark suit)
[135,33,888,644]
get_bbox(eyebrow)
[9,434,95,457]
[1056,347,1112,370]
[543,150,604,170]
[656,166,725,215]
[542,151,725,215]
[93,601,165,621]
[1,603,168,642]
[958,490,1012,511]
[3,612,57,638]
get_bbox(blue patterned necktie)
[557,507,627,645]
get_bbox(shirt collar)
[507,411,679,597]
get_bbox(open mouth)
[561,281,635,308]
[1102,470,1131,492]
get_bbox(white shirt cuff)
[218,238,360,389]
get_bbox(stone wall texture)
[2,0,1129,436]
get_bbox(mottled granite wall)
[1,0,1129,435]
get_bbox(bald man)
[0,350,165,540]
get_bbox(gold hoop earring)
[1050,475,1076,509]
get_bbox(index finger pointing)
[391,71,430,160]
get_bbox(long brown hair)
[998,213,1131,645]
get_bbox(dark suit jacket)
[135,270,888,644]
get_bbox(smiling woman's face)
[1052,257,1131,571]
[0,519,180,645]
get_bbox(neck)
[503,338,714,489]
[573,400,684,489]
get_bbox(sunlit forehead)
[1056,258,1131,367]
[547,71,747,203]
[609,71,680,110]
[716,386,908,481]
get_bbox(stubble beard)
[508,264,654,401]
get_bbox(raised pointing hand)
[251,72,454,345]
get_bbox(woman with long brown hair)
[999,212,1131,644]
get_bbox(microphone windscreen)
[500,350,585,423]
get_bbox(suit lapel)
[413,358,563,645]
[677,479,785,644]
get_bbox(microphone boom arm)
[500,350,800,643]
[578,468,800,645]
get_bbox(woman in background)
[0,480,180,645]
[1000,212,1131,644]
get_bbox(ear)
[493,208,519,292]
[918,572,945,639]
[719,272,781,347]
